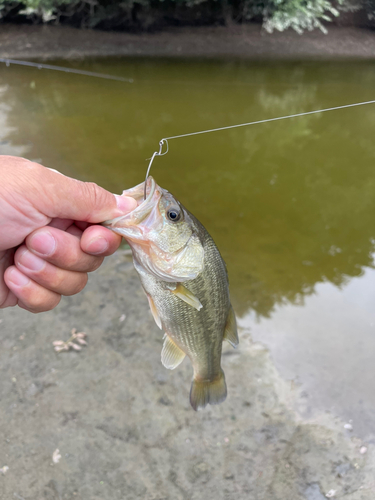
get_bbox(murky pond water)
[1,58,375,437]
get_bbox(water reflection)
[1,59,375,319]
[239,264,375,437]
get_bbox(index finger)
[26,227,103,273]
[80,225,122,256]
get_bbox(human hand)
[0,156,136,312]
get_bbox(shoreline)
[0,23,375,60]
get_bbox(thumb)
[50,175,138,223]
[26,161,137,223]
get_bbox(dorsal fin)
[161,335,186,370]
[223,305,239,348]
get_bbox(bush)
[363,0,375,19]
[0,0,371,33]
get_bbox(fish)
[103,177,238,410]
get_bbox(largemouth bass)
[104,177,238,410]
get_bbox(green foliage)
[363,0,375,19]
[0,0,370,32]
[261,0,342,34]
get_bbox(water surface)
[1,58,375,436]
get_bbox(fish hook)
[144,139,169,199]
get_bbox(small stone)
[360,446,367,454]
[0,466,9,474]
[194,462,208,474]
[344,423,353,431]
[26,384,38,397]
[119,314,126,322]
[52,449,61,464]
[325,490,336,498]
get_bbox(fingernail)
[29,231,56,256]
[7,268,30,287]
[115,195,137,214]
[18,249,46,272]
[86,237,109,255]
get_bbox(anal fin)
[223,305,239,348]
[146,294,162,330]
[161,335,186,370]
[172,283,203,311]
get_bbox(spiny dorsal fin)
[223,305,239,348]
[146,294,162,330]
[161,335,186,370]
[171,283,203,311]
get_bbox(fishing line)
[1,58,373,197]
[0,58,134,83]
[144,98,375,197]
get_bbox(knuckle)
[50,272,66,290]
[22,292,61,313]
[64,273,88,296]
[83,182,106,211]
[89,256,104,272]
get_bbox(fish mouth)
[103,176,159,238]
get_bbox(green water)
[2,58,375,435]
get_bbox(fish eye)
[167,206,181,222]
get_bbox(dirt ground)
[1,251,375,499]
[0,23,375,60]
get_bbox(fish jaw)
[103,177,204,282]
[103,176,160,241]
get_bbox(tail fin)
[189,370,227,411]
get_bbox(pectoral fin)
[146,294,162,330]
[172,284,203,311]
[161,335,186,370]
[223,305,239,348]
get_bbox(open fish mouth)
[103,176,159,237]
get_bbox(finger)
[15,246,88,296]
[48,218,74,231]
[24,160,138,222]
[81,225,122,256]
[26,227,103,273]
[49,219,83,238]
[0,291,18,308]
[0,249,14,307]
[4,266,61,313]
[75,221,89,231]
[66,224,83,239]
